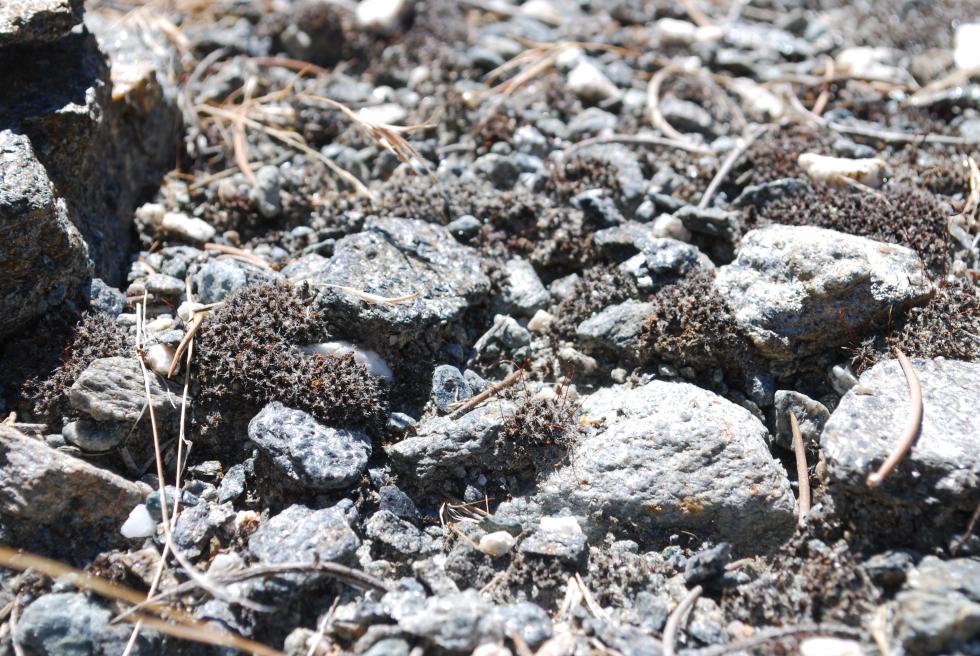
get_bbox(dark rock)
[366,510,435,557]
[497,602,553,648]
[248,402,372,490]
[772,391,830,451]
[890,556,980,654]
[576,300,653,357]
[685,543,732,585]
[172,501,235,559]
[675,205,741,241]
[431,365,472,414]
[86,278,125,317]
[217,463,247,503]
[248,504,360,567]
[396,590,504,653]
[447,214,482,241]
[573,189,624,227]
[863,550,917,590]
[731,178,808,208]
[378,485,420,522]
[61,419,126,452]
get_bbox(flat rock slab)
[0,426,149,528]
[69,356,174,423]
[286,217,491,334]
[248,402,372,490]
[714,225,932,361]
[821,357,980,549]
[0,0,83,47]
[533,381,796,554]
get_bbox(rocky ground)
[1,0,980,654]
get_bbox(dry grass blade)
[204,243,277,270]
[698,124,767,208]
[565,133,712,155]
[647,66,700,146]
[664,585,703,656]
[952,500,980,555]
[952,157,980,232]
[319,284,421,306]
[811,56,835,117]
[168,311,206,378]
[867,349,922,487]
[788,411,811,526]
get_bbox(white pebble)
[954,23,980,69]
[521,0,564,24]
[800,637,863,656]
[135,202,165,226]
[301,341,394,383]
[651,213,692,242]
[177,301,204,323]
[798,153,888,188]
[726,77,784,120]
[144,316,175,333]
[357,103,407,126]
[829,364,858,396]
[161,212,216,243]
[144,343,177,376]
[479,531,517,557]
[655,18,698,45]
[567,60,620,102]
[356,0,408,33]
[472,644,512,656]
[527,309,554,333]
[540,515,583,537]
[120,504,157,539]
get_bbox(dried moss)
[851,278,980,373]
[194,281,389,435]
[497,394,579,476]
[550,266,640,339]
[27,313,132,424]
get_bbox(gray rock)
[250,165,282,218]
[388,401,517,481]
[474,152,521,189]
[15,592,158,656]
[397,590,503,652]
[472,314,532,363]
[0,426,149,533]
[675,205,741,241]
[193,259,258,304]
[248,402,371,490]
[447,214,482,241]
[618,238,713,290]
[732,178,808,208]
[172,502,235,559]
[863,550,917,589]
[497,602,553,648]
[501,258,549,316]
[62,420,126,452]
[69,356,174,423]
[284,217,490,334]
[431,365,472,414]
[86,278,125,317]
[772,391,830,451]
[249,504,360,566]
[890,557,980,654]
[0,131,90,339]
[217,463,247,503]
[520,516,588,563]
[660,95,717,136]
[573,188,624,227]
[528,381,797,554]
[568,144,645,210]
[821,358,980,549]
[0,0,83,47]
[142,273,185,297]
[567,107,618,137]
[378,485,419,521]
[363,638,412,656]
[576,300,653,356]
[715,225,932,361]
[366,510,435,556]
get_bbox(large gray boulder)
[248,402,372,490]
[821,357,980,550]
[714,225,932,361]
[525,381,797,554]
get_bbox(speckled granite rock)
[714,225,932,361]
[821,357,980,550]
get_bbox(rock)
[527,381,796,553]
[772,391,829,451]
[172,501,235,559]
[520,516,587,563]
[86,278,125,317]
[472,315,532,363]
[863,550,917,589]
[655,17,698,45]
[890,556,980,654]
[660,96,716,136]
[576,300,653,357]
[249,504,360,567]
[366,510,434,556]
[685,543,733,585]
[572,189,624,226]
[161,211,216,243]
[69,356,174,423]
[497,602,553,648]
[356,0,409,34]
[567,60,620,102]
[62,419,126,452]
[143,343,177,377]
[397,590,504,652]
[618,239,713,290]
[388,401,516,481]
[0,426,150,544]
[714,225,932,361]
[378,485,419,521]
[732,178,808,208]
[821,358,980,549]
[447,214,482,241]
[193,259,249,304]
[0,131,90,339]
[142,273,185,297]
[248,402,372,490]
[480,531,518,557]
[797,153,888,188]
[501,258,549,316]
[0,0,83,47]
[954,23,980,70]
[15,592,158,656]
[799,637,863,656]
[431,365,472,414]
[285,217,491,335]
[300,341,393,383]
[675,206,740,241]
[250,165,282,218]
[120,504,157,539]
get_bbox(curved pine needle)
[788,411,811,526]
[664,585,703,656]
[867,349,922,487]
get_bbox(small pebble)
[480,531,518,557]
[161,212,216,243]
[120,504,157,539]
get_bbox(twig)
[204,243,276,270]
[788,411,811,526]
[871,604,890,656]
[565,133,713,155]
[574,574,612,622]
[952,500,980,555]
[678,0,712,26]
[664,585,703,656]
[867,349,922,487]
[449,367,525,419]
[168,311,206,378]
[811,56,835,117]
[647,66,696,145]
[698,125,767,208]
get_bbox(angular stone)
[531,381,797,554]
[396,590,504,653]
[248,402,371,490]
[248,504,360,566]
[576,300,653,357]
[501,258,549,316]
[0,0,83,47]
[69,357,174,423]
[821,358,980,549]
[772,390,829,451]
[715,225,932,361]
[285,217,491,334]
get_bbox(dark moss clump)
[550,266,640,339]
[27,313,132,425]
[641,270,755,371]
[497,394,579,476]
[748,183,952,272]
[194,281,389,435]
[851,279,980,373]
